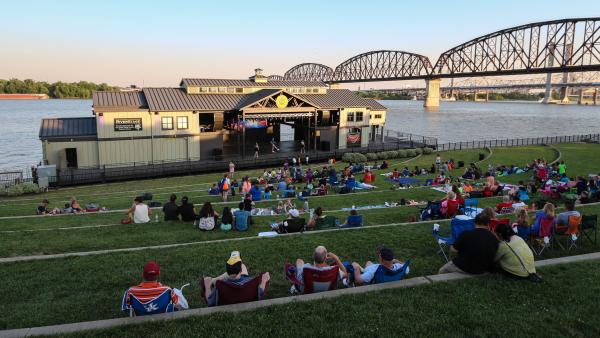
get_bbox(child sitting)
[208,184,220,195]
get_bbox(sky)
[1,0,599,88]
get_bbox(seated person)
[339,209,363,228]
[197,202,219,230]
[287,246,346,293]
[511,195,527,209]
[220,207,233,231]
[495,196,514,213]
[234,202,251,231]
[440,191,459,217]
[401,167,411,177]
[122,261,188,313]
[62,203,74,214]
[128,197,152,224]
[555,200,580,228]
[306,207,325,230]
[208,184,220,195]
[277,180,287,191]
[391,168,400,179]
[273,208,302,232]
[37,199,60,215]
[438,213,499,275]
[202,251,270,307]
[349,245,409,285]
[249,184,263,202]
[362,170,375,184]
[162,194,180,221]
[70,197,83,212]
[178,196,197,222]
[380,160,389,170]
[494,222,537,279]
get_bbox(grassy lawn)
[55,260,600,338]
[0,143,598,333]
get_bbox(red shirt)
[125,281,178,305]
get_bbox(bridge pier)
[578,89,584,105]
[595,88,598,105]
[424,78,441,108]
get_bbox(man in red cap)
[122,261,187,313]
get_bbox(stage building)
[39,69,387,169]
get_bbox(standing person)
[271,138,279,153]
[228,161,235,178]
[220,174,231,202]
[128,197,152,224]
[254,142,260,159]
[162,194,180,221]
[300,139,306,154]
[558,160,567,176]
[435,154,442,172]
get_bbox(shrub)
[387,150,399,159]
[415,148,423,155]
[342,153,354,162]
[406,149,417,157]
[22,182,41,194]
[366,153,378,161]
[422,147,434,155]
[397,150,408,158]
[6,184,25,196]
[376,152,387,160]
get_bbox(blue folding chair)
[371,259,411,284]
[123,289,175,317]
[518,190,530,203]
[462,198,479,218]
[432,218,475,261]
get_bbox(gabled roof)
[298,89,387,110]
[92,91,148,112]
[143,88,248,112]
[180,78,326,88]
[39,117,97,140]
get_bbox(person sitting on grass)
[162,194,180,221]
[440,191,459,218]
[495,195,514,214]
[178,196,197,223]
[249,184,263,202]
[273,208,302,232]
[220,207,233,231]
[122,261,188,313]
[391,168,399,180]
[234,202,251,231]
[70,197,83,213]
[339,209,363,228]
[306,207,326,230]
[494,222,538,281]
[511,195,527,209]
[37,199,59,215]
[128,197,151,224]
[197,202,219,230]
[349,245,409,286]
[208,184,220,196]
[555,200,580,228]
[202,251,270,307]
[438,213,499,275]
[286,245,346,294]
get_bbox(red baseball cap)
[143,261,160,280]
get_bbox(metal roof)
[237,89,283,109]
[298,89,387,110]
[39,117,97,140]
[143,88,248,112]
[92,91,148,111]
[180,78,327,88]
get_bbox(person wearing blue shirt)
[350,246,408,285]
[234,202,251,231]
[277,181,287,191]
[249,184,263,202]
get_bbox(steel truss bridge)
[280,18,600,106]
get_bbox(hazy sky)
[1,0,598,88]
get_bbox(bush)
[397,150,408,158]
[422,147,434,155]
[6,184,25,196]
[355,153,368,162]
[406,149,417,157]
[366,153,378,161]
[342,153,354,162]
[22,182,41,194]
[415,148,423,155]
[387,150,399,159]
[376,152,387,160]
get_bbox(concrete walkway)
[1,252,599,338]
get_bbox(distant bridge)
[282,17,600,107]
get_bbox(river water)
[0,99,599,172]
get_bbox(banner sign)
[347,132,361,144]
[243,119,268,129]
[114,118,142,131]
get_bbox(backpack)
[221,179,229,191]
[198,217,215,230]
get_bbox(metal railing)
[436,133,600,152]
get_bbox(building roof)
[39,117,97,140]
[236,89,283,109]
[180,78,326,88]
[92,91,148,112]
[298,89,387,110]
[143,87,248,112]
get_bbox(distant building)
[39,69,387,169]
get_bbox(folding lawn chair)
[432,218,475,261]
[315,215,338,230]
[581,214,597,246]
[278,218,306,233]
[211,273,268,306]
[462,198,479,218]
[553,215,582,251]
[489,218,510,233]
[124,288,175,317]
[531,216,555,255]
[371,259,411,284]
[301,265,340,293]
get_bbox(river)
[0,99,598,172]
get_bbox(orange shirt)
[125,281,178,305]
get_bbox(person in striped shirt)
[121,261,187,312]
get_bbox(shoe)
[290,285,298,295]
[342,278,351,288]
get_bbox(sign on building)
[114,118,142,131]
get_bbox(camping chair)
[301,265,340,294]
[498,207,514,215]
[125,288,175,317]
[445,200,460,218]
[212,274,268,306]
[581,214,597,246]
[553,215,582,250]
[462,198,479,218]
[420,201,442,221]
[432,218,475,261]
[315,215,338,230]
[518,190,530,203]
[531,216,555,255]
[371,259,411,284]
[279,218,306,233]
[489,218,510,233]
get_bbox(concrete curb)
[474,146,493,165]
[1,253,599,337]
[400,154,422,164]
[547,144,562,165]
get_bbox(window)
[235,87,243,93]
[375,114,382,119]
[312,88,319,93]
[227,87,235,93]
[346,112,355,122]
[209,87,217,93]
[199,87,208,93]
[161,117,173,130]
[177,116,188,129]
[218,87,226,93]
[356,112,363,122]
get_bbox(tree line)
[0,79,119,99]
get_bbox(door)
[65,148,78,168]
